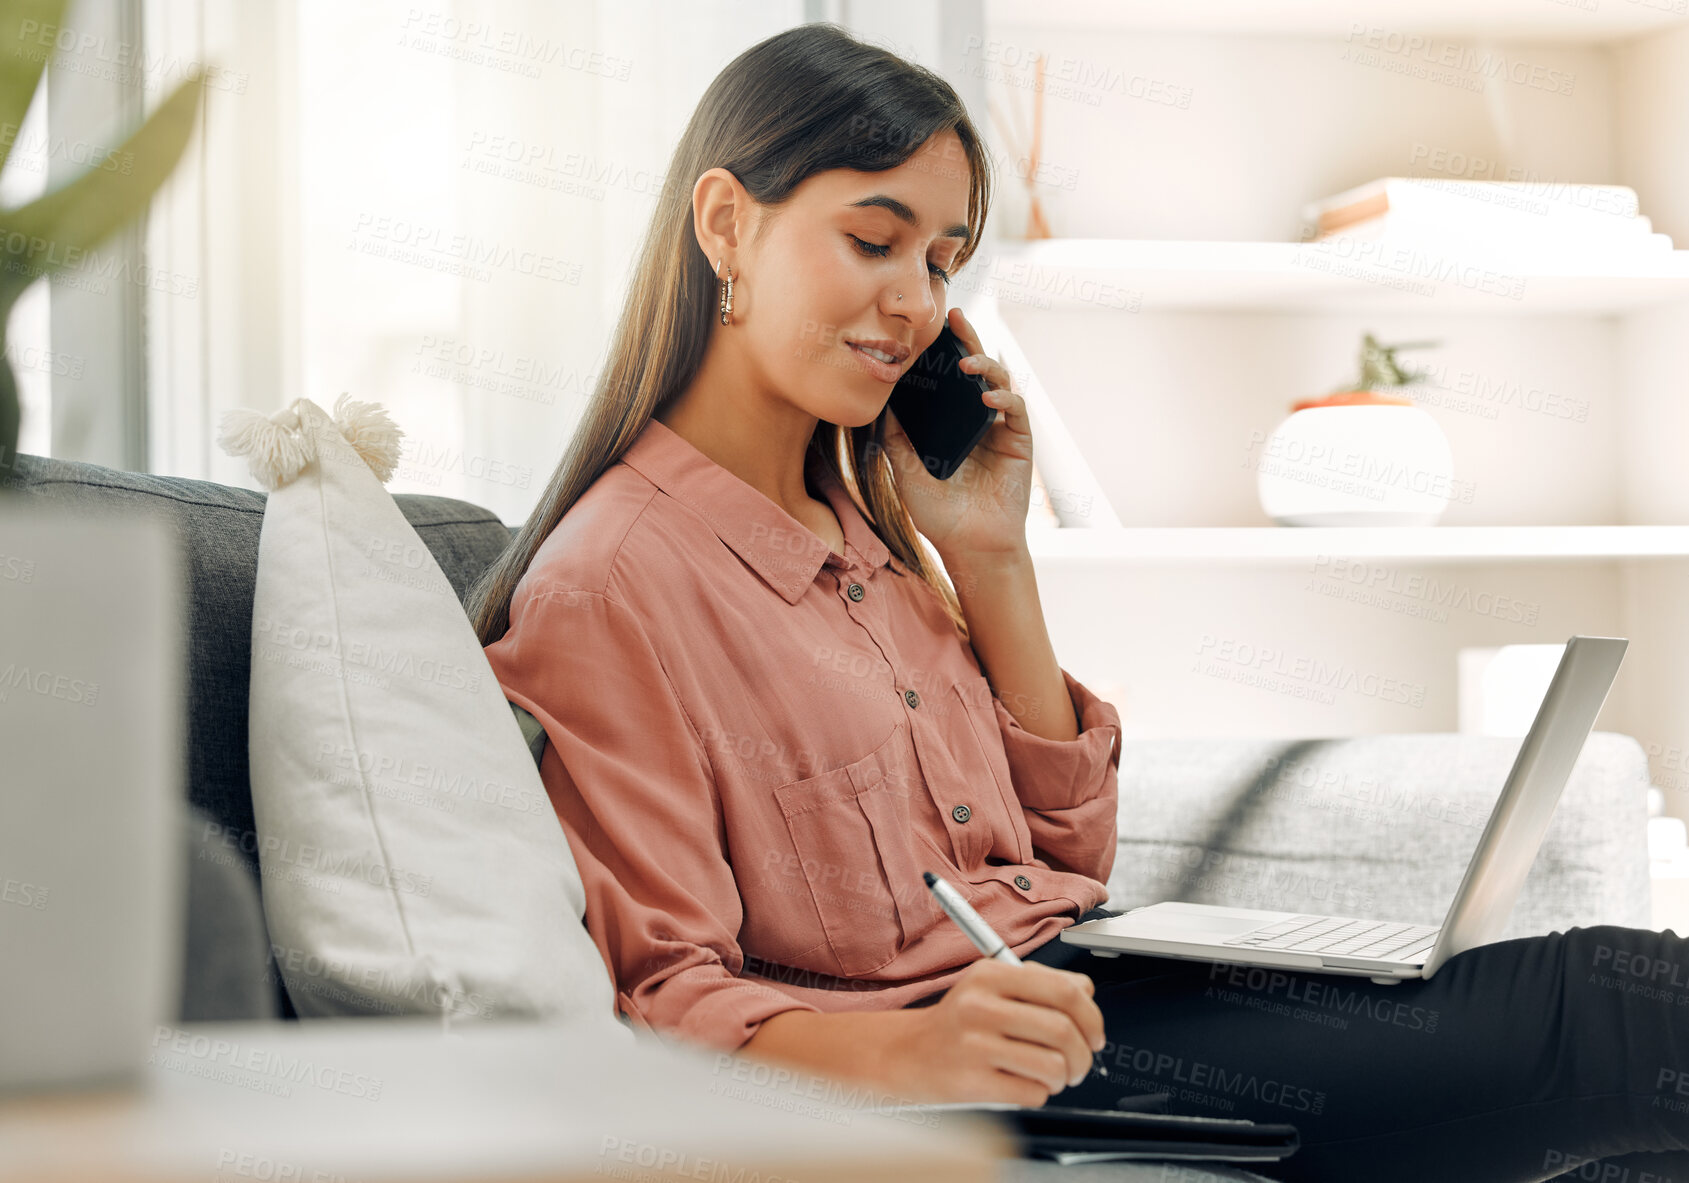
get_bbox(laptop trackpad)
[1090,903,1273,942]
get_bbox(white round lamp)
[1257,402,1455,526]
[1258,334,1454,527]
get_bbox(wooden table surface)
[0,1016,1013,1183]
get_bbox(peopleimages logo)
[1301,234,1526,301]
[1194,633,1427,708]
[1101,1042,1327,1114]
[0,661,99,706]
[349,212,582,285]
[252,614,483,694]
[398,9,634,80]
[0,122,132,174]
[315,739,547,816]
[148,1025,384,1099]
[13,19,250,92]
[959,36,1194,109]
[0,868,49,911]
[1594,943,1689,988]
[1206,963,1441,1034]
[268,946,496,1019]
[1254,750,1486,830]
[227,825,435,898]
[1307,556,1541,626]
[1342,25,1577,96]
[1243,429,1479,506]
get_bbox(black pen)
[922,870,1107,1082]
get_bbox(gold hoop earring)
[716,258,735,326]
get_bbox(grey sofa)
[11,451,1656,1183]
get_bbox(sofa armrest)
[179,803,280,1021]
[1108,731,1653,939]
[509,700,547,766]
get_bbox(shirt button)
[1014,875,1032,890]
[904,689,921,709]
[951,804,971,824]
[847,582,865,602]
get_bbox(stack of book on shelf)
[1300,177,1672,262]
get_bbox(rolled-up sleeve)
[993,668,1121,883]
[484,581,821,1053]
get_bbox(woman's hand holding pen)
[892,959,1106,1106]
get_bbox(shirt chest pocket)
[772,723,939,977]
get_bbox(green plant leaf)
[1346,333,1439,390]
[0,68,203,310]
[0,0,70,177]
[0,348,17,493]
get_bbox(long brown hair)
[466,22,994,645]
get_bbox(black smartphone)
[884,322,996,481]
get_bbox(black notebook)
[873,1093,1300,1165]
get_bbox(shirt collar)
[619,417,893,605]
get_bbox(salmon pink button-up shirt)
[483,417,1121,1054]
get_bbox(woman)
[472,22,1689,1182]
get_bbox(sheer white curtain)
[144,0,814,520]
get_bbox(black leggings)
[1000,907,1689,1182]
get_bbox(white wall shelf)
[1027,525,1689,563]
[989,239,1689,315]
[975,8,1689,800]
[985,0,1689,42]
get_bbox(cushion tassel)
[217,395,405,490]
[215,404,312,492]
[331,392,404,485]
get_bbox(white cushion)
[220,394,626,1033]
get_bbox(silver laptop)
[1062,634,1627,985]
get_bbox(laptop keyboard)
[1223,915,1440,961]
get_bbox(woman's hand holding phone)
[884,307,1034,565]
